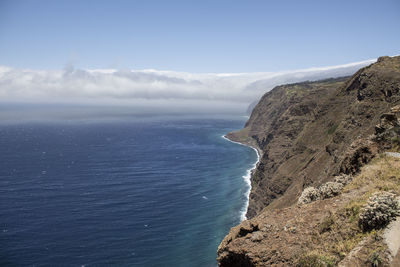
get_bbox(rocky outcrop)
[218,56,400,266]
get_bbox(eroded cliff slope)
[219,56,400,266]
[227,56,400,218]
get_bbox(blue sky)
[0,0,399,72]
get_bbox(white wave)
[221,135,260,221]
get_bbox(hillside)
[219,56,400,266]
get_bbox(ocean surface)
[0,117,258,266]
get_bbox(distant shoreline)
[221,134,260,221]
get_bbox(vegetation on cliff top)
[218,153,400,267]
[298,154,400,266]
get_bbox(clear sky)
[0,0,399,72]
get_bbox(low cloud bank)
[0,58,375,120]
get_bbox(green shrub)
[319,215,335,234]
[297,253,336,267]
[327,124,338,135]
[368,251,382,267]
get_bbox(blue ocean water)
[0,117,257,266]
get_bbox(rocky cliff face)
[219,56,400,266]
[226,56,400,218]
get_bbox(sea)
[0,116,258,266]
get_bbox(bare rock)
[340,139,378,175]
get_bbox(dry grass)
[297,251,336,267]
[304,154,400,264]
[344,154,400,195]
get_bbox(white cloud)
[0,58,375,117]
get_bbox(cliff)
[219,56,400,266]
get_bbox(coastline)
[221,134,260,221]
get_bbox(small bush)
[345,203,361,223]
[320,182,343,199]
[368,251,382,267]
[333,174,353,186]
[319,215,335,234]
[358,191,400,231]
[297,253,336,267]
[298,187,321,204]
[298,174,352,205]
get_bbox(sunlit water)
[0,117,257,266]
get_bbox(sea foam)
[222,135,260,221]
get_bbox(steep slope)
[219,56,400,266]
[218,154,400,266]
[227,56,400,218]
